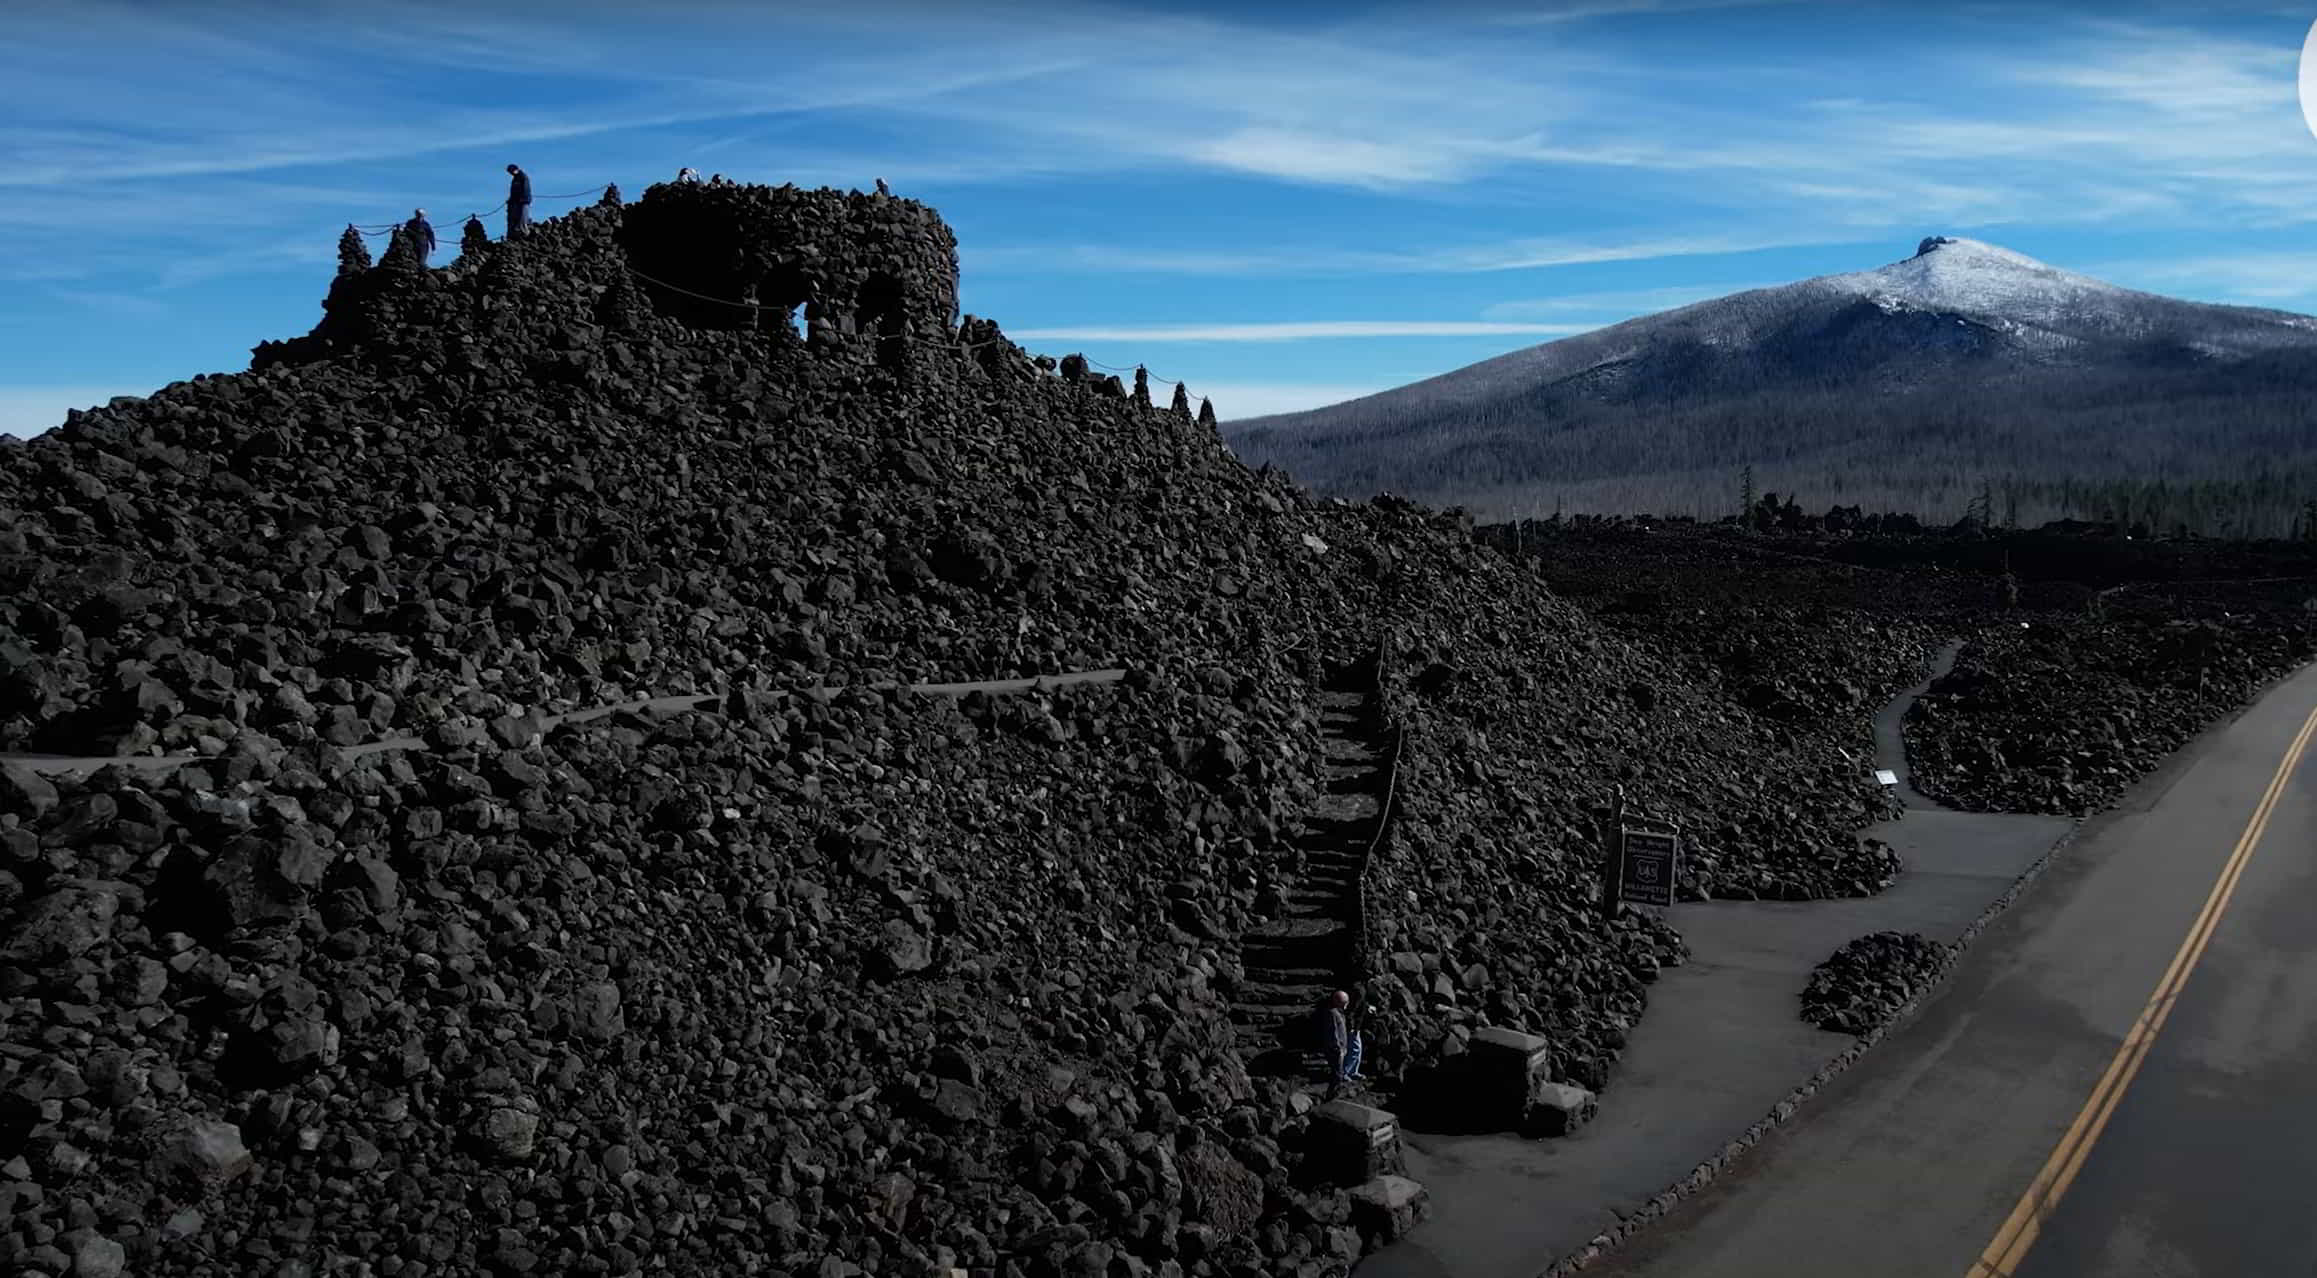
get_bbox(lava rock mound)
[1801,931,1949,1035]
[0,182,1963,1277]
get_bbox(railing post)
[1600,784,1627,925]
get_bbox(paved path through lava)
[1357,640,2075,1277]
[1580,653,2317,1278]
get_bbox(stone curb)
[1537,649,2317,1277]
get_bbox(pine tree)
[1963,478,1993,532]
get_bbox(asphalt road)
[1584,656,2317,1278]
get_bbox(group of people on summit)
[399,164,531,267]
[394,164,895,265]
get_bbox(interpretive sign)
[1619,828,1680,908]
[1875,769,1899,786]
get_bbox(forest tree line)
[1231,372,2317,540]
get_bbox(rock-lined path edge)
[0,668,1127,779]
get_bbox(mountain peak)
[1910,235,2051,270]
[1818,234,2118,322]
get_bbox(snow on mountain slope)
[1814,236,2125,325]
[1228,235,2317,432]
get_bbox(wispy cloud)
[47,289,171,320]
[1473,0,1810,24]
[156,236,341,290]
[0,2,1098,188]
[1418,231,1860,273]
[972,230,1870,279]
[1179,129,1486,188]
[7,0,2317,412]
[1194,382,1400,420]
[2085,252,2317,304]
[1480,282,1777,319]
[1008,320,1598,343]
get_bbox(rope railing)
[611,269,1212,397]
[1346,577,1405,995]
[350,185,609,238]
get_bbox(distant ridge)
[1225,236,2317,534]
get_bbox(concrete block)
[1522,1081,1599,1138]
[1469,1026,1551,1081]
[1311,1099,1405,1185]
[1350,1174,1431,1245]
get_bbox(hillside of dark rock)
[1,183,1953,1278]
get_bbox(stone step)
[1232,978,1340,1004]
[1241,964,1339,985]
[1232,1005,1329,1028]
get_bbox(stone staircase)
[1231,662,1389,1074]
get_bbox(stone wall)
[257,182,961,378]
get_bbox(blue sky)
[6,0,2317,436]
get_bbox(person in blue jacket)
[404,209,436,265]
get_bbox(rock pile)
[0,182,1955,1275]
[1904,612,2317,815]
[1800,931,1948,1035]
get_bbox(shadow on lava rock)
[1246,1043,1316,1079]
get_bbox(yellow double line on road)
[1970,703,2317,1277]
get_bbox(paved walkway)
[1357,640,2075,1277]
[1580,654,2317,1278]
[1,668,1128,778]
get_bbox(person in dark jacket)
[505,164,532,234]
[1313,990,1350,1098]
[404,209,436,265]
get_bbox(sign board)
[1875,769,1898,786]
[1619,828,1680,908]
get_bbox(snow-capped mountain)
[1223,235,2317,518]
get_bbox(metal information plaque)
[1619,828,1681,908]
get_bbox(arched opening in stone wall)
[856,273,908,371]
[617,202,819,336]
[749,263,812,342]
